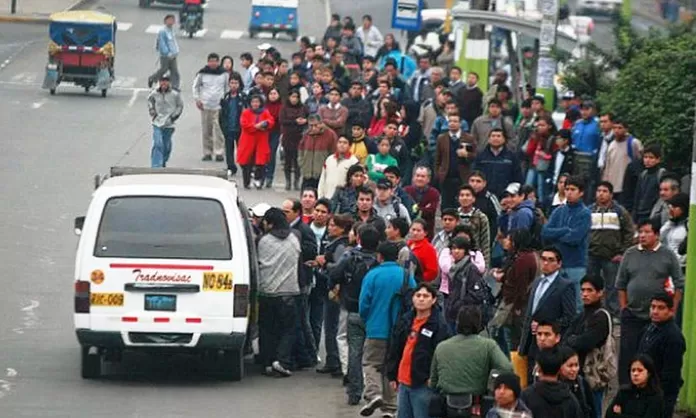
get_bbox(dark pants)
[664,393,678,418]
[308,285,325,353]
[618,309,650,385]
[323,297,341,369]
[346,311,366,399]
[292,293,317,368]
[258,295,296,369]
[588,255,621,318]
[241,165,264,188]
[223,130,239,173]
[265,130,281,184]
[440,177,461,210]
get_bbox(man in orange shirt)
[386,283,450,418]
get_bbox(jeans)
[265,130,281,183]
[397,384,433,418]
[664,393,678,418]
[293,293,317,367]
[346,312,366,398]
[618,309,650,386]
[525,168,548,206]
[592,389,604,418]
[562,267,587,313]
[258,295,296,369]
[588,256,620,317]
[494,325,512,359]
[363,338,397,412]
[223,130,239,172]
[308,285,324,354]
[151,126,174,168]
[323,298,341,369]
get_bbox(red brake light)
[74,280,91,313]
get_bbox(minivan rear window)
[94,196,232,260]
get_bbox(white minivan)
[73,167,259,381]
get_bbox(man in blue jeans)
[541,175,591,312]
[147,75,183,168]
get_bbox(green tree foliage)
[598,27,696,174]
[561,18,695,173]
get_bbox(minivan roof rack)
[94,167,232,189]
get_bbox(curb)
[0,0,96,24]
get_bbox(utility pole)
[536,0,559,111]
[680,101,696,415]
[444,0,454,33]
[461,0,491,90]
[11,0,17,14]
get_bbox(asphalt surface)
[0,0,358,416]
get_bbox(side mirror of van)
[74,216,85,236]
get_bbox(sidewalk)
[0,0,94,23]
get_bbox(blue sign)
[391,0,423,31]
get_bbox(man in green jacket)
[430,305,512,397]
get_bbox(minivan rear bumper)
[76,329,246,350]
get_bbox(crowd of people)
[144,11,691,418]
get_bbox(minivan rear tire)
[220,349,243,381]
[81,346,102,379]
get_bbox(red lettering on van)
[131,269,193,283]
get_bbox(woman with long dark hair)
[279,90,309,190]
[491,229,539,357]
[606,355,664,418]
[264,87,283,188]
[330,164,367,214]
[368,99,399,138]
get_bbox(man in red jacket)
[404,165,441,239]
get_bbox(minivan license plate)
[144,294,176,312]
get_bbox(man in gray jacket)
[356,15,383,59]
[192,52,229,161]
[257,208,302,377]
[147,74,184,168]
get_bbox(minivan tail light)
[233,284,249,317]
[75,280,91,313]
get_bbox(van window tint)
[94,196,232,260]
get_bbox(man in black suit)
[518,246,577,382]
[282,199,319,369]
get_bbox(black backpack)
[342,251,379,305]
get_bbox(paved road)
[0,0,359,416]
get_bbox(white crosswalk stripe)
[117,22,133,31]
[220,30,245,39]
[145,24,164,34]
[179,28,208,38]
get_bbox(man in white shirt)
[356,14,383,59]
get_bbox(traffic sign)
[391,0,423,31]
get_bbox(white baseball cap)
[249,203,271,217]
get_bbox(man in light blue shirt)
[148,15,180,90]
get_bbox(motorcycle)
[182,10,202,38]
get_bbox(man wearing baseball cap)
[374,178,411,223]
[147,74,184,168]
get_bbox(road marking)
[31,99,47,109]
[145,24,164,34]
[0,80,150,93]
[6,369,17,378]
[112,76,138,89]
[179,28,208,38]
[21,300,39,312]
[117,22,133,31]
[220,30,245,39]
[10,72,37,84]
[128,89,140,108]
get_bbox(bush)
[598,29,696,174]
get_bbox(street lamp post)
[11,0,17,14]
[536,0,559,111]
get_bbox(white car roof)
[98,174,239,199]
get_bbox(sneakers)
[347,394,361,406]
[316,366,340,375]
[215,155,224,162]
[271,361,292,377]
[201,155,212,161]
[380,413,395,418]
[359,397,384,416]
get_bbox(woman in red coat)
[237,94,275,189]
[407,219,439,283]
